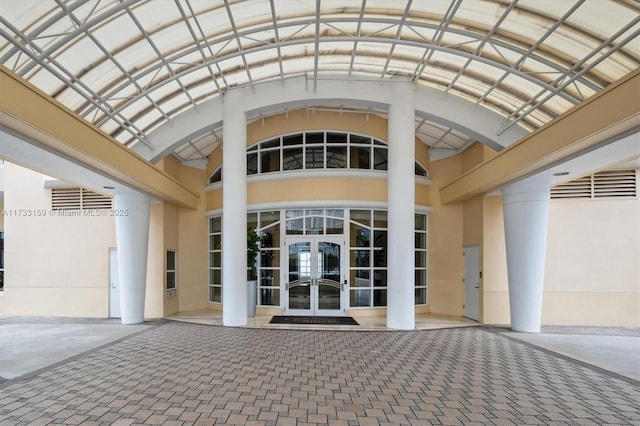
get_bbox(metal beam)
[440,68,640,204]
[0,65,200,209]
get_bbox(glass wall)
[208,209,428,307]
[415,213,428,305]
[208,217,222,302]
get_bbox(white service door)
[109,248,121,318]
[463,245,480,321]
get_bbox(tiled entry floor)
[1,320,638,425]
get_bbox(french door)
[285,236,345,316]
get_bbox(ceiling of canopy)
[1,0,638,163]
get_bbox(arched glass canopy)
[1,0,638,163]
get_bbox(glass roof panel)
[0,0,637,162]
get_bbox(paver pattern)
[0,321,638,425]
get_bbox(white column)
[222,88,248,326]
[387,81,416,330]
[114,191,151,325]
[502,179,550,333]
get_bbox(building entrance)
[284,236,345,316]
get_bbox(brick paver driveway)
[1,321,638,425]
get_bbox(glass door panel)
[287,241,311,311]
[317,241,341,312]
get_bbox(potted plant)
[247,227,261,317]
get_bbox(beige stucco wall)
[482,191,640,327]
[176,164,208,312]
[428,155,463,316]
[0,162,116,317]
[544,197,640,326]
[482,195,509,324]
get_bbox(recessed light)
[553,172,569,176]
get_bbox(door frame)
[284,235,346,316]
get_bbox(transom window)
[208,131,428,184]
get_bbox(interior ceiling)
[1,0,638,164]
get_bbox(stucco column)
[222,88,248,326]
[114,191,151,325]
[387,81,416,330]
[502,179,550,333]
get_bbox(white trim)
[205,182,223,192]
[205,202,432,217]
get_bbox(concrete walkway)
[0,317,638,425]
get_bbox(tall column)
[114,191,151,325]
[222,88,248,326]
[502,179,550,333]
[387,81,416,330]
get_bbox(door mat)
[269,316,359,325]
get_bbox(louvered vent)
[593,170,636,198]
[551,169,637,199]
[51,188,112,210]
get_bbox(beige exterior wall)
[482,195,509,324]
[544,197,640,326]
[428,155,463,316]
[176,164,208,312]
[0,162,116,317]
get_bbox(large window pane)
[306,132,324,144]
[350,225,370,247]
[327,132,347,144]
[415,287,427,305]
[350,146,370,169]
[350,209,370,226]
[209,217,221,233]
[247,152,258,175]
[350,134,370,144]
[350,250,370,267]
[415,214,427,231]
[415,251,427,268]
[373,270,387,287]
[260,288,280,306]
[260,249,280,267]
[283,147,303,170]
[373,289,387,306]
[350,269,370,287]
[305,216,323,234]
[261,138,280,149]
[326,218,343,234]
[286,218,303,234]
[326,146,347,168]
[415,233,427,249]
[261,150,280,173]
[260,269,280,287]
[283,134,303,146]
[210,286,222,303]
[350,289,371,307]
[373,147,388,171]
[305,146,324,169]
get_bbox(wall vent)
[51,188,112,210]
[551,169,637,200]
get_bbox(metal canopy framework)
[1,0,638,163]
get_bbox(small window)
[208,168,222,184]
[166,250,177,290]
